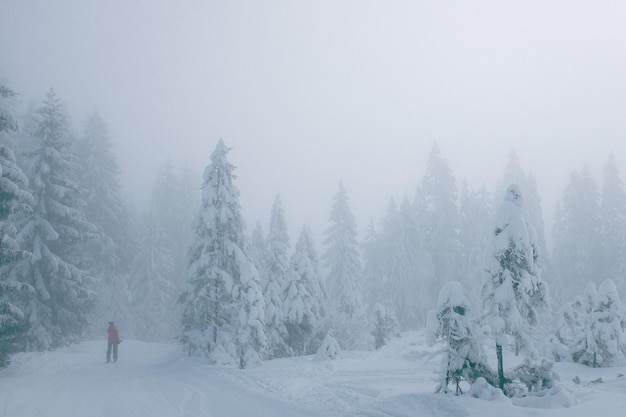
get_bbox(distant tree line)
[2,79,626,377]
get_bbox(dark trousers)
[107,341,118,362]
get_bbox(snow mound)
[469,377,510,403]
[511,385,578,408]
[314,332,341,360]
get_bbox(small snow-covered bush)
[469,377,509,402]
[511,359,558,394]
[370,303,400,350]
[314,331,341,360]
[510,385,578,408]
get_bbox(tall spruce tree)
[129,210,176,342]
[0,83,18,133]
[151,160,198,292]
[75,111,133,273]
[262,195,290,358]
[459,183,492,304]
[552,166,601,304]
[173,160,200,285]
[10,89,96,350]
[481,184,550,391]
[361,217,385,310]
[74,111,135,335]
[383,195,432,328]
[599,154,626,294]
[419,143,460,294]
[322,182,367,349]
[0,82,33,366]
[496,150,551,289]
[283,225,325,354]
[180,140,266,367]
[249,221,268,274]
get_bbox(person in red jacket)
[106,321,121,363]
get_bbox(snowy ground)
[1,330,625,417]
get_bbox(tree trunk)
[496,343,505,391]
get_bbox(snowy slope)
[1,331,625,417]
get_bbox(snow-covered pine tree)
[599,154,626,294]
[426,282,495,395]
[495,150,551,283]
[74,111,136,336]
[298,224,326,315]
[552,167,601,304]
[75,111,134,274]
[383,195,433,328]
[568,280,626,367]
[0,82,33,366]
[322,182,368,349]
[9,88,96,350]
[362,217,385,310]
[459,183,492,305]
[481,184,550,391]
[419,143,460,295]
[262,195,290,358]
[560,283,597,365]
[283,225,325,355]
[129,210,176,342]
[249,221,268,274]
[0,82,18,132]
[172,160,200,286]
[151,160,198,293]
[180,140,266,367]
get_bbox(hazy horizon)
[2,0,626,245]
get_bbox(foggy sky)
[2,0,626,244]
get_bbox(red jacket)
[108,325,120,343]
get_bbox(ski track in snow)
[0,340,319,417]
[1,331,626,417]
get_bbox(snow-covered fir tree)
[556,283,597,365]
[481,184,550,391]
[361,218,385,310]
[552,166,601,304]
[74,111,136,336]
[322,182,368,349]
[283,225,325,355]
[426,281,495,395]
[382,195,433,328]
[0,82,33,366]
[0,82,18,133]
[173,160,200,282]
[298,224,327,322]
[180,140,266,367]
[599,154,626,294]
[495,150,551,281]
[262,195,290,358]
[9,89,96,350]
[566,280,626,367]
[151,160,198,293]
[418,143,460,294]
[459,183,492,304]
[129,210,176,342]
[139,161,198,338]
[75,111,134,274]
[249,221,268,274]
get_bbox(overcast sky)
[2,0,626,244]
